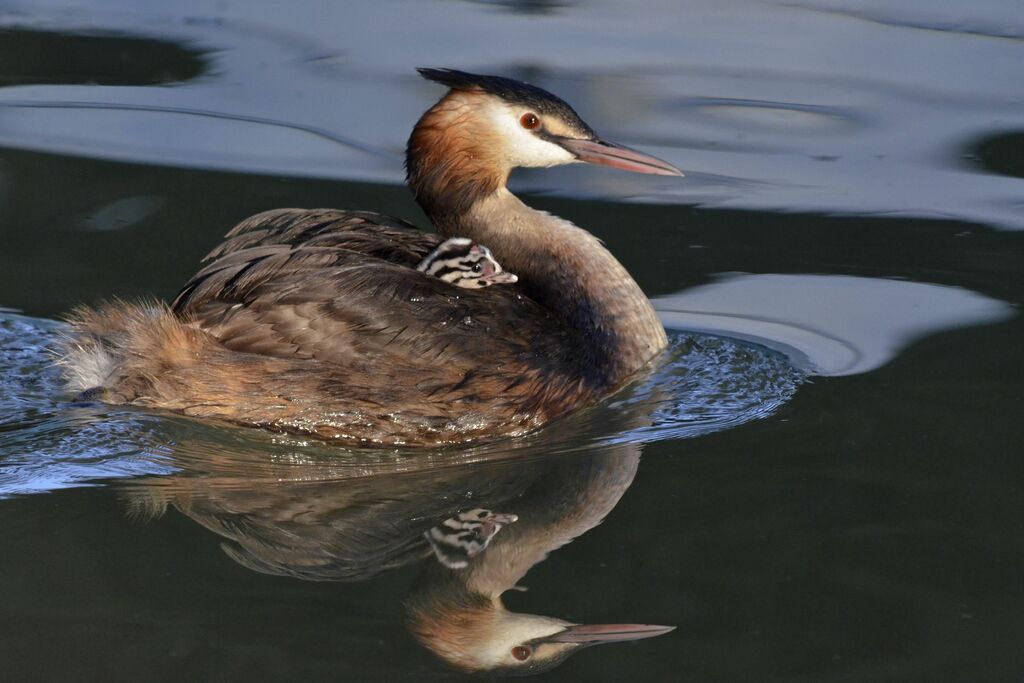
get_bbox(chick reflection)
[405,447,673,674]
[123,443,672,674]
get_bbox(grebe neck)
[437,190,666,388]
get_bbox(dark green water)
[1,2,1023,681]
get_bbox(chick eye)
[511,645,532,661]
[471,263,482,273]
[519,113,540,130]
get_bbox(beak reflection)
[547,622,676,646]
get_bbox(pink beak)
[480,271,518,285]
[547,623,675,645]
[558,138,683,177]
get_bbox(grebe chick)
[417,237,518,289]
[425,508,519,569]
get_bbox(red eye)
[511,645,532,661]
[519,113,540,130]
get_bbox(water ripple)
[0,312,803,495]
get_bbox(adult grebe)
[60,68,682,446]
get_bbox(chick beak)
[480,271,518,285]
[557,138,683,177]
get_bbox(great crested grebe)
[416,237,518,289]
[123,440,672,674]
[60,68,682,446]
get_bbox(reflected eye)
[519,113,540,130]
[511,645,532,661]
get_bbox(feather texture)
[63,209,597,446]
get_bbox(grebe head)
[410,603,674,675]
[407,69,681,217]
[417,237,518,289]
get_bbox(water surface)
[1,1,1023,681]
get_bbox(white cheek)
[488,108,576,168]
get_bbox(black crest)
[417,68,594,135]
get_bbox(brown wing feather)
[145,208,595,445]
[180,248,558,366]
[204,208,439,265]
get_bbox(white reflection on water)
[656,274,1015,376]
[0,1,1022,227]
